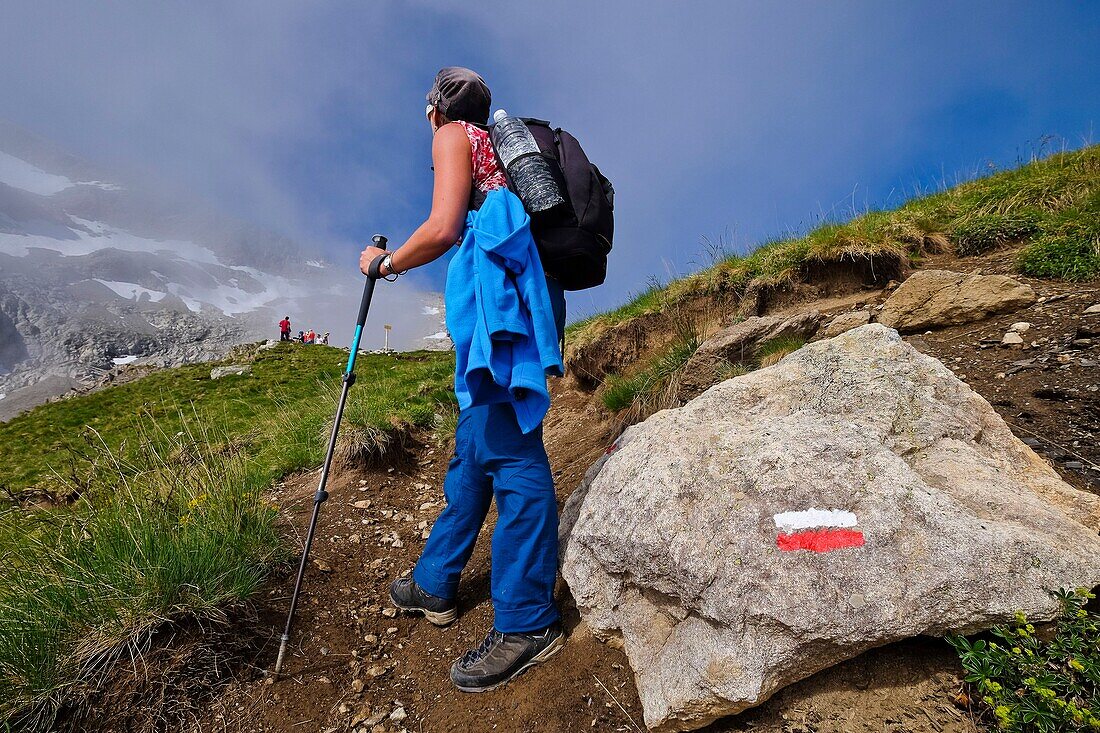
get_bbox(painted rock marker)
[773,508,864,552]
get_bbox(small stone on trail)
[364,634,378,644]
[1009,321,1031,332]
[359,479,368,485]
[387,626,398,634]
[351,678,365,693]
[390,707,408,722]
[1083,304,1100,315]
[312,558,332,572]
[381,607,398,618]
[349,534,361,544]
[367,664,386,677]
[353,500,372,509]
[1001,332,1024,345]
[350,704,375,725]
[317,676,332,684]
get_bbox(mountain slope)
[0,121,446,418]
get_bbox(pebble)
[351,678,365,693]
[353,500,372,509]
[387,626,399,634]
[1008,321,1031,333]
[381,607,398,618]
[1001,332,1024,345]
[364,634,379,644]
[390,707,408,722]
[367,664,386,677]
[1084,304,1100,315]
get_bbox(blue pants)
[413,402,560,632]
[413,277,565,633]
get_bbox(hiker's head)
[426,67,490,130]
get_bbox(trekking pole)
[273,234,387,677]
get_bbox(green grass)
[1016,190,1100,281]
[569,144,1100,351]
[948,588,1100,732]
[0,344,455,495]
[756,335,809,366]
[0,419,283,728]
[600,315,705,420]
[0,343,457,728]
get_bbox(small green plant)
[1016,192,1100,281]
[947,588,1100,732]
[952,210,1044,256]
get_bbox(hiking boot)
[389,576,457,626]
[450,621,564,692]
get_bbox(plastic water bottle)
[490,109,565,212]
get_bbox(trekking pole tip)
[273,633,290,677]
[372,234,388,248]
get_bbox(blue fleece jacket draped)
[445,187,563,434]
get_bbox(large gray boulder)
[561,324,1100,732]
[878,269,1035,332]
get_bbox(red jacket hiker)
[279,317,291,341]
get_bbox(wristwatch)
[381,253,394,276]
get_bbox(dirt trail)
[189,245,1096,733]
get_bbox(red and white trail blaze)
[773,508,865,553]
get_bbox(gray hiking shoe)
[450,621,564,692]
[389,576,457,626]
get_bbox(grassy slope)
[0,343,456,727]
[0,344,455,494]
[569,144,1100,351]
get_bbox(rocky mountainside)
[0,121,446,419]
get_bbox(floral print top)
[455,121,508,194]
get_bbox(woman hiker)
[359,67,566,692]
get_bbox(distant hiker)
[360,67,566,693]
[279,316,291,341]
[306,329,316,344]
[297,330,305,343]
[321,331,329,345]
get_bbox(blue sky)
[1,1,1097,321]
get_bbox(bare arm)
[359,122,472,276]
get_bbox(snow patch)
[422,306,441,316]
[112,355,139,366]
[76,180,123,191]
[425,330,450,340]
[93,279,167,303]
[0,151,74,196]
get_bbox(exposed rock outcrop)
[878,269,1035,332]
[679,311,822,398]
[561,324,1100,731]
[820,309,871,338]
[210,364,251,379]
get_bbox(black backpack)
[487,119,615,291]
